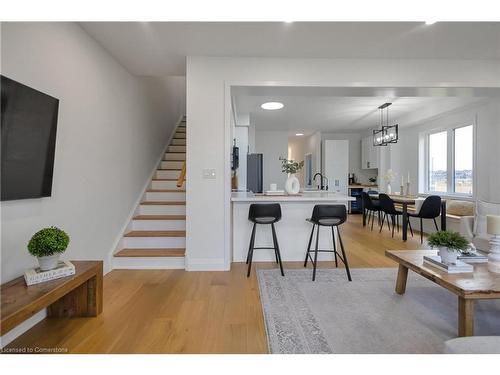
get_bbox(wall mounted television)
[1,75,60,201]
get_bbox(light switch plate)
[202,169,216,179]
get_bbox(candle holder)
[400,185,404,196]
[405,182,411,196]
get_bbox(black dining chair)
[378,194,414,238]
[303,204,352,281]
[362,192,381,231]
[246,203,284,277]
[408,195,442,244]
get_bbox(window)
[425,125,473,196]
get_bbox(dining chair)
[408,195,442,244]
[362,192,381,231]
[378,194,414,238]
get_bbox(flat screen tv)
[1,75,59,201]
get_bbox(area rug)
[257,268,500,354]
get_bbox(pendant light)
[373,102,399,146]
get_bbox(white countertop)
[231,191,355,202]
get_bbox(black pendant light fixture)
[373,102,399,146]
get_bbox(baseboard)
[112,256,185,270]
[185,258,229,271]
[0,309,47,349]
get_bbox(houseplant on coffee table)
[427,231,469,264]
[28,226,70,271]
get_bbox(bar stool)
[303,204,352,281]
[246,203,284,278]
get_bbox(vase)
[438,247,458,264]
[285,174,300,195]
[386,183,392,194]
[37,254,60,271]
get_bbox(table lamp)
[487,215,500,273]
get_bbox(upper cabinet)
[361,136,378,169]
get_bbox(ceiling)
[232,86,488,133]
[80,22,500,76]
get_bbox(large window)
[425,125,473,196]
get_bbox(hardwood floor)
[7,215,425,353]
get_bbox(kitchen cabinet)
[361,136,378,169]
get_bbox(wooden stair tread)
[140,201,186,205]
[133,215,186,220]
[124,230,186,237]
[162,159,185,162]
[147,189,186,192]
[114,248,185,257]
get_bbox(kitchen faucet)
[313,173,328,190]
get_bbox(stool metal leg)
[246,223,257,277]
[337,227,352,281]
[331,226,338,268]
[312,224,320,281]
[304,224,315,267]
[246,223,256,265]
[271,223,284,276]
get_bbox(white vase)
[386,183,392,194]
[285,174,300,195]
[38,254,60,271]
[438,247,458,264]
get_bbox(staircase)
[113,118,187,269]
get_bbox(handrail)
[177,160,186,187]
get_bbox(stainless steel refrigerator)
[247,153,263,193]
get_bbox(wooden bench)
[1,261,103,336]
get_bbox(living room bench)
[0,261,103,336]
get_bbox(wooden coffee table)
[385,250,500,337]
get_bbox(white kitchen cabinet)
[361,135,378,169]
[322,140,349,195]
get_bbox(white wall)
[321,132,378,185]
[186,56,499,271]
[255,130,288,190]
[1,22,186,284]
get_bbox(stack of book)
[24,260,75,286]
[423,255,473,274]
[457,251,488,263]
[264,190,285,196]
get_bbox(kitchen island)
[231,192,355,262]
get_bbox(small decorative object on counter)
[280,157,304,195]
[28,226,70,271]
[368,177,377,186]
[427,231,470,264]
[487,215,500,273]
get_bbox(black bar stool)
[246,203,284,277]
[303,204,352,281]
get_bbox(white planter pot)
[38,254,60,271]
[285,174,300,195]
[438,247,458,264]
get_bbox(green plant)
[369,177,377,183]
[279,157,304,174]
[27,227,70,257]
[427,231,469,251]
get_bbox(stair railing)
[177,160,186,188]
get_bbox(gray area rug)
[257,268,500,354]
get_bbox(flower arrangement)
[279,157,304,175]
[382,169,395,183]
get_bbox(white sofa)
[460,200,500,253]
[444,337,500,354]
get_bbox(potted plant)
[279,157,304,195]
[28,226,70,271]
[369,177,377,186]
[427,231,470,264]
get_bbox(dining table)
[363,194,447,241]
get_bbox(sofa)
[459,200,500,253]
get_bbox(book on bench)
[423,255,473,274]
[24,260,76,286]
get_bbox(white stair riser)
[171,138,186,145]
[139,204,186,215]
[123,236,186,248]
[151,180,185,190]
[156,170,180,179]
[164,153,186,161]
[132,219,186,231]
[174,133,186,139]
[113,257,185,270]
[160,161,184,169]
[145,191,186,201]
[168,145,186,153]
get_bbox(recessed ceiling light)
[425,20,437,25]
[295,133,304,136]
[261,102,284,110]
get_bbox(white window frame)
[421,122,476,199]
